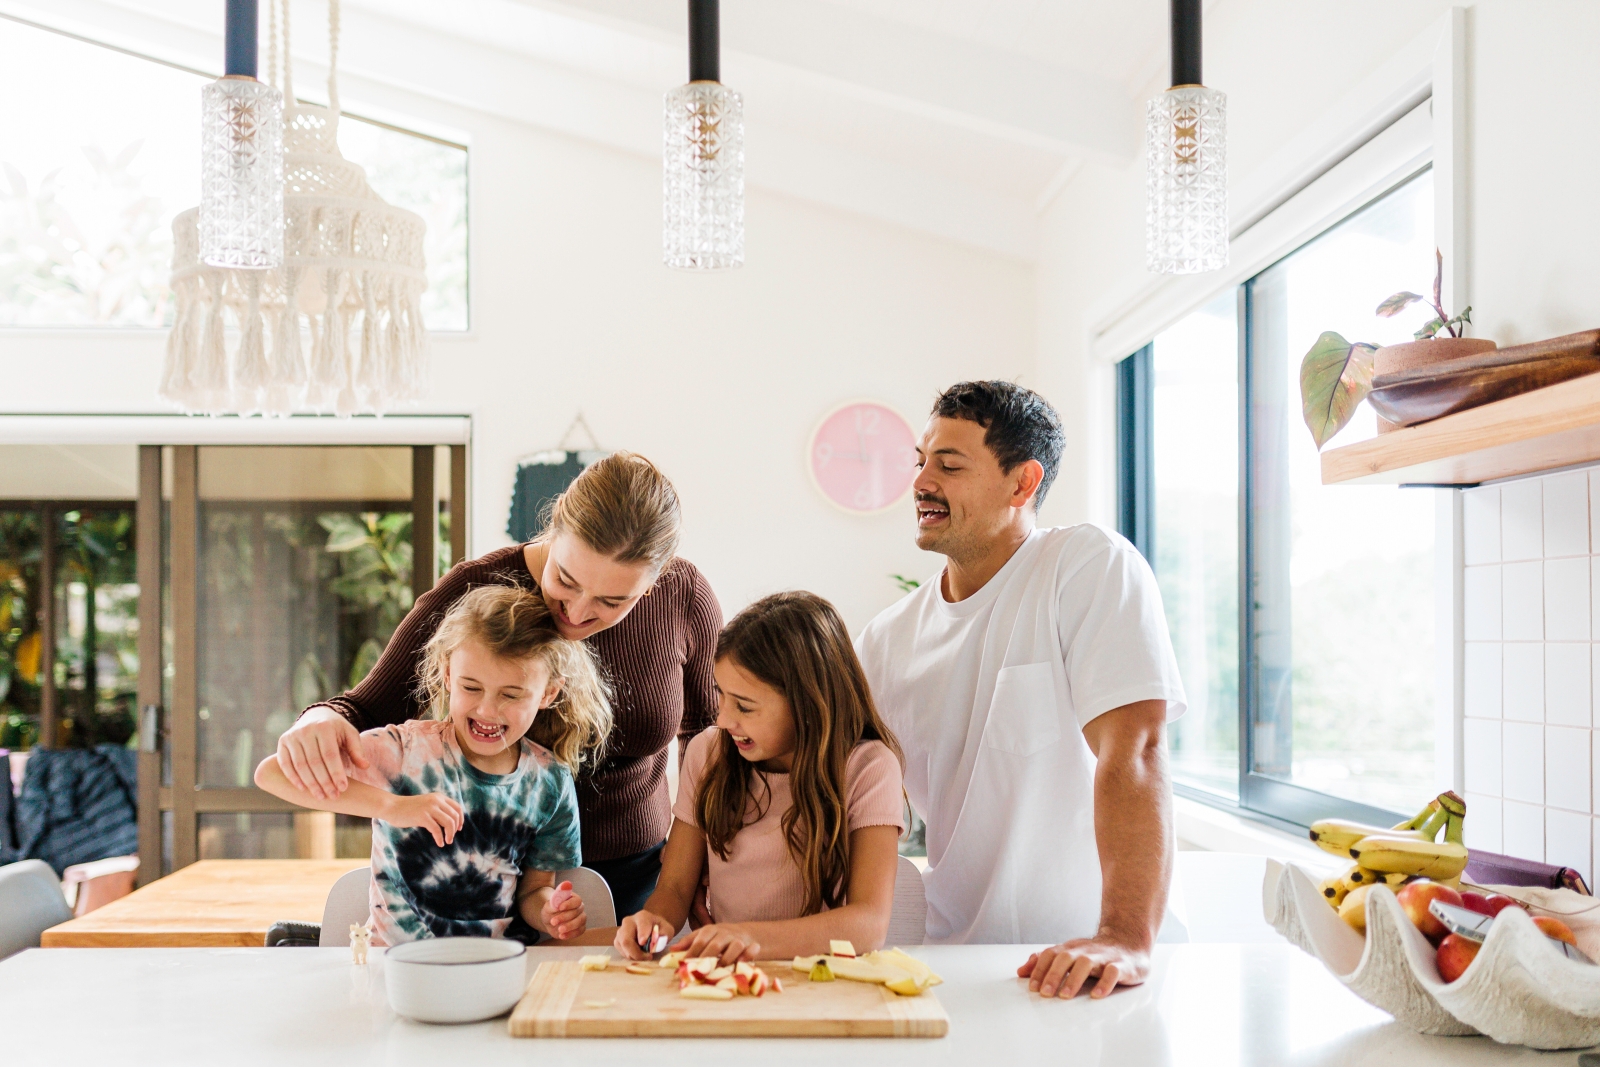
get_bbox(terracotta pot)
[1374,336,1497,376]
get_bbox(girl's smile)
[713,657,797,772]
[446,643,563,773]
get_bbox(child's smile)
[446,643,563,772]
[713,657,798,772]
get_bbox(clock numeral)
[815,442,833,468]
[854,483,877,509]
[855,407,881,434]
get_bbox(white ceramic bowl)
[384,937,528,1024]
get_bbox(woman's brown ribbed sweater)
[309,544,723,862]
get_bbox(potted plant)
[1301,250,1492,447]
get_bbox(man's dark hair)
[931,380,1064,510]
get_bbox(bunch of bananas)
[1307,791,1469,932]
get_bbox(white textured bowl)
[384,937,528,1024]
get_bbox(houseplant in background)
[1300,250,1488,447]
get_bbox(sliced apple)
[624,963,654,976]
[680,985,734,1001]
[659,950,688,969]
[829,940,858,958]
[708,965,734,981]
[793,955,824,972]
[578,955,611,971]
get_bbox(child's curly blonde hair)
[416,586,612,771]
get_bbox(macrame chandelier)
[663,0,744,270]
[1145,0,1228,274]
[162,0,429,416]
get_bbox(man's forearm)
[1090,709,1173,949]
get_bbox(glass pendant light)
[200,0,284,270]
[663,0,744,270]
[1146,0,1227,274]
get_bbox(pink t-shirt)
[673,727,905,923]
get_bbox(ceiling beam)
[512,0,1139,162]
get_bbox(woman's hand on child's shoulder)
[382,792,464,847]
[615,909,677,961]
[671,923,761,967]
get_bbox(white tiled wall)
[1461,469,1600,891]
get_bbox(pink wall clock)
[808,400,920,513]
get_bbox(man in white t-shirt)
[857,380,1186,1000]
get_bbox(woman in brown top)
[274,452,721,921]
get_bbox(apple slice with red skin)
[1534,915,1578,946]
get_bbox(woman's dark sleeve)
[302,557,495,732]
[677,565,724,745]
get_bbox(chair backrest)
[0,858,74,960]
[318,866,373,947]
[884,855,926,947]
[554,866,617,930]
[62,854,139,917]
[317,864,617,946]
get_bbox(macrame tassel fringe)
[306,267,344,410]
[195,270,232,415]
[159,277,202,410]
[232,272,269,415]
[263,265,305,416]
[355,270,385,413]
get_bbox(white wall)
[0,82,1032,633]
[1461,470,1599,888]
[1031,0,1460,530]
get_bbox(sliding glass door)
[151,444,466,876]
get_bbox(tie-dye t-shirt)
[349,718,581,945]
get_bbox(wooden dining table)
[40,859,366,948]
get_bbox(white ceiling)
[1,0,1181,260]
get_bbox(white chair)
[0,859,74,960]
[61,854,139,917]
[1173,851,1287,944]
[317,864,617,946]
[554,866,617,929]
[883,855,927,947]
[317,866,372,947]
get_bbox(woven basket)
[1265,861,1600,1049]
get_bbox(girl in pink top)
[614,591,906,965]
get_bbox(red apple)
[1533,915,1578,946]
[1459,891,1494,917]
[1484,894,1523,917]
[1436,933,1481,982]
[1397,880,1464,942]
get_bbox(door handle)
[140,704,163,754]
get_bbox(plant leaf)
[1414,317,1445,341]
[1375,291,1424,318]
[1300,331,1378,449]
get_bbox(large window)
[0,16,468,330]
[1120,168,1441,825]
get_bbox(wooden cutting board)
[508,960,948,1038]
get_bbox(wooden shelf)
[1321,373,1600,485]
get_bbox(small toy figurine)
[350,923,372,965]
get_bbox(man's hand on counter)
[1017,935,1150,999]
[277,704,368,800]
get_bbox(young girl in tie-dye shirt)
[256,586,612,945]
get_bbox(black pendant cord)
[1170,0,1201,87]
[688,0,720,83]
[224,0,258,78]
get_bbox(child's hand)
[615,909,676,960]
[541,880,586,941]
[383,792,464,847]
[670,923,761,967]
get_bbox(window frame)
[1118,129,1449,829]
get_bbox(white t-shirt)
[856,524,1186,945]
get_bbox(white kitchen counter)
[0,943,1583,1065]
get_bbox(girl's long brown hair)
[696,591,903,915]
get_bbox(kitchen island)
[0,942,1577,1065]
